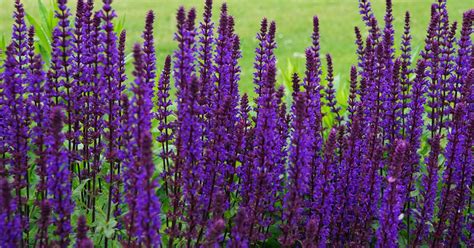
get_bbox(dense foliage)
[0,0,472,247]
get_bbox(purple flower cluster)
[0,0,472,247]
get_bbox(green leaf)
[103,218,117,238]
[0,35,5,51]
[114,15,126,34]
[398,228,408,247]
[263,238,281,247]
[157,185,169,212]
[279,58,300,95]
[371,221,379,230]
[125,52,134,64]
[38,45,51,63]
[38,0,52,32]
[334,74,349,106]
[25,11,53,64]
[0,35,6,61]
[411,46,421,64]
[72,179,90,199]
[49,0,59,31]
[410,189,420,198]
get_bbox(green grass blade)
[25,13,52,62]
[0,34,5,53]
[0,34,5,63]
[38,0,53,33]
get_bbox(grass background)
[0,0,471,96]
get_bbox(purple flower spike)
[100,3,122,244]
[47,107,74,247]
[156,55,173,197]
[460,103,473,247]
[358,0,380,41]
[354,27,365,70]
[204,190,226,246]
[376,140,408,248]
[308,128,337,246]
[275,85,289,198]
[383,58,401,147]
[136,133,161,247]
[346,65,359,128]
[324,54,342,125]
[253,18,268,96]
[230,208,250,247]
[76,216,93,248]
[113,29,128,227]
[174,6,197,115]
[126,38,160,247]
[245,62,281,243]
[142,10,157,107]
[406,60,428,166]
[101,0,121,161]
[35,201,51,247]
[0,178,21,246]
[451,11,473,108]
[358,0,377,27]
[69,0,89,187]
[236,94,254,204]
[280,90,310,246]
[166,6,198,245]
[334,103,365,244]
[400,12,412,137]
[403,61,427,232]
[412,135,441,247]
[3,0,31,240]
[305,18,324,218]
[198,0,215,110]
[170,9,202,240]
[311,16,322,69]
[124,44,145,245]
[202,6,231,220]
[52,0,76,181]
[205,218,225,247]
[435,102,470,246]
[180,77,204,244]
[382,0,394,61]
[28,52,51,246]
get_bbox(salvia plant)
[0,0,472,247]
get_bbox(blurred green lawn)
[0,0,471,96]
